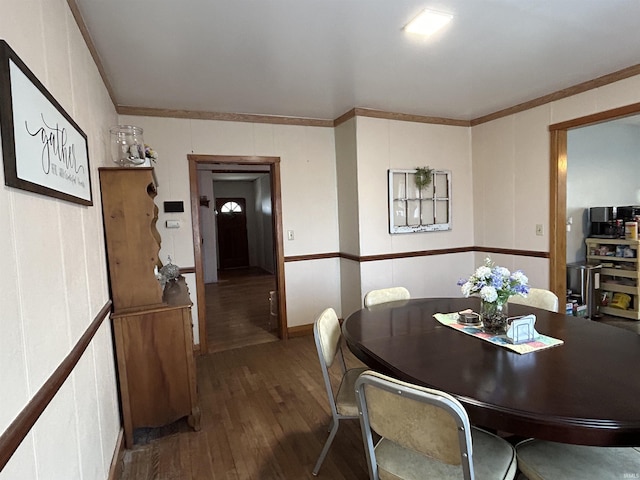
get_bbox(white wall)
[1,1,120,478]
[471,73,640,289]
[349,117,475,310]
[118,115,340,327]
[566,122,640,263]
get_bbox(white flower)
[512,271,528,285]
[475,266,491,279]
[480,285,498,302]
[496,266,510,278]
[461,282,473,297]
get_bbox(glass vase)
[481,299,509,334]
[109,125,146,166]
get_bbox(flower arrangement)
[457,257,529,304]
[144,144,158,163]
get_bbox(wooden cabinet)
[585,237,640,320]
[99,168,200,448]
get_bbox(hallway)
[205,267,279,354]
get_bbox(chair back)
[364,287,411,307]
[509,288,559,312]
[314,307,343,368]
[355,370,474,479]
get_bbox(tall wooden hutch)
[99,167,200,448]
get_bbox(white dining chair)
[312,307,367,475]
[355,370,517,480]
[509,287,559,312]
[516,439,640,480]
[364,287,410,307]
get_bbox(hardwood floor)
[206,268,279,354]
[119,335,370,479]
[116,285,639,479]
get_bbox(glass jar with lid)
[109,125,146,166]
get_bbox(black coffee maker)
[589,207,621,238]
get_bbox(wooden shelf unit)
[585,237,640,320]
[99,168,200,448]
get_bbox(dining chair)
[312,307,368,476]
[516,439,640,480]
[363,287,410,307]
[354,370,517,480]
[508,287,559,312]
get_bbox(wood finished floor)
[119,335,370,479]
[117,274,640,479]
[206,268,279,354]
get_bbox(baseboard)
[107,428,125,480]
[287,323,313,337]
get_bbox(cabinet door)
[117,308,193,428]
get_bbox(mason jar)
[109,125,146,166]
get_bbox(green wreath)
[414,166,433,190]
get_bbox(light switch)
[287,230,294,240]
[166,220,180,229]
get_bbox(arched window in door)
[220,201,242,213]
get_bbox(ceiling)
[74,0,640,122]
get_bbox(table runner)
[434,312,564,354]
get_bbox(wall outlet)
[287,230,294,240]
[535,224,544,236]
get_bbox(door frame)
[188,154,288,354]
[549,101,640,298]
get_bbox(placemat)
[433,312,564,354]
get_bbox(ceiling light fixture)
[404,8,453,36]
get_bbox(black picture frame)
[0,40,92,206]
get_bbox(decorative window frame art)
[0,40,92,206]
[388,169,451,234]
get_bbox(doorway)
[549,102,640,298]
[188,154,287,355]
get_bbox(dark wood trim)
[349,108,470,127]
[549,129,567,299]
[117,106,334,127]
[471,63,640,126]
[333,109,357,126]
[189,154,280,164]
[66,0,117,107]
[284,247,549,264]
[107,429,124,480]
[187,158,207,355]
[187,154,289,346]
[0,300,112,471]
[287,324,314,338]
[269,161,289,340]
[284,252,341,262]
[549,101,640,131]
[471,246,550,259]
[178,266,196,274]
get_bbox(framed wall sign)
[388,169,452,234]
[0,40,92,205]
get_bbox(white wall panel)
[513,105,551,252]
[0,0,120,478]
[339,258,362,320]
[284,259,341,326]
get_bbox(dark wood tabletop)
[342,297,640,446]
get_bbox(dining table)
[342,297,640,446]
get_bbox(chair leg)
[312,419,340,476]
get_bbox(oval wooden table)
[342,297,640,446]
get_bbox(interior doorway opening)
[188,155,287,354]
